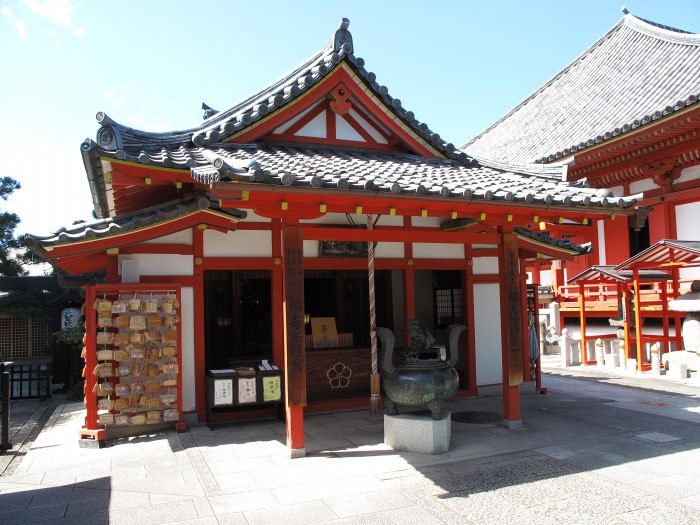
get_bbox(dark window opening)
[204,270,272,370]
[629,220,650,257]
[433,270,464,328]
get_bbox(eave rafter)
[569,109,700,186]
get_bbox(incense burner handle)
[445,324,466,367]
[376,327,395,375]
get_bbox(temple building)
[465,9,700,371]
[27,19,642,455]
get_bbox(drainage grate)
[451,411,502,424]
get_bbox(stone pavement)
[1,374,700,525]
[0,397,60,478]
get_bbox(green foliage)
[0,176,27,276]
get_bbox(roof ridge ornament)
[333,18,353,54]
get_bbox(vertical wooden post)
[84,285,97,430]
[282,224,306,457]
[193,226,206,421]
[403,216,415,346]
[633,268,643,371]
[498,230,522,425]
[579,283,588,364]
[271,220,285,376]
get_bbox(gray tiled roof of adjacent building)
[463,12,700,164]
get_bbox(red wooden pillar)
[282,222,307,457]
[498,229,523,426]
[633,268,644,371]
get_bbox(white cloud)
[23,0,73,28]
[2,5,29,38]
[14,18,28,38]
[21,0,83,38]
[102,84,134,108]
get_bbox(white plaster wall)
[413,243,464,259]
[143,230,192,245]
[203,230,272,257]
[596,220,607,265]
[472,257,499,275]
[241,211,272,223]
[410,217,443,228]
[119,254,193,277]
[303,240,319,258]
[375,242,404,258]
[273,102,320,134]
[675,201,700,281]
[335,114,364,142]
[676,164,700,184]
[608,185,624,196]
[297,112,326,138]
[540,269,552,287]
[629,178,659,195]
[473,283,503,385]
[180,287,195,413]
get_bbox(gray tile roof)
[25,194,245,255]
[567,265,672,283]
[463,13,700,164]
[83,139,642,211]
[90,19,464,165]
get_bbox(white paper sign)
[238,377,256,403]
[214,379,233,405]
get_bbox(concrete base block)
[384,411,451,454]
[288,447,306,459]
[502,419,523,429]
[668,362,688,380]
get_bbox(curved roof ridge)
[625,13,698,40]
[462,15,629,151]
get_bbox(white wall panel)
[676,164,700,184]
[119,254,193,276]
[676,201,700,281]
[180,287,195,413]
[143,230,192,245]
[203,230,272,257]
[597,220,606,265]
[473,283,502,385]
[629,178,659,194]
[413,243,464,259]
[472,257,498,275]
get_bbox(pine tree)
[0,176,26,277]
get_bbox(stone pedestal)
[669,362,688,380]
[384,411,451,454]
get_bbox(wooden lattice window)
[434,288,463,327]
[0,312,51,360]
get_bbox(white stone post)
[560,328,571,367]
[618,339,627,370]
[650,343,661,376]
[595,338,604,367]
[549,301,560,339]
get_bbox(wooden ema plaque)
[503,233,523,386]
[283,226,307,406]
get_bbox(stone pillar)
[595,338,604,367]
[560,328,571,367]
[650,343,661,376]
[549,301,560,338]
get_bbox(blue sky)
[1,0,699,240]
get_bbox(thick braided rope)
[367,214,377,375]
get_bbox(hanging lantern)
[61,307,81,329]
